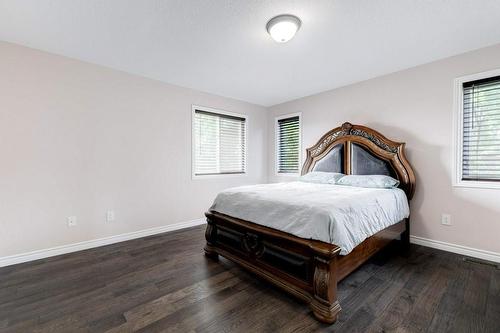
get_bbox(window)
[454,69,500,188]
[192,106,246,177]
[276,113,301,174]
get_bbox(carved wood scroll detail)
[205,219,216,244]
[310,124,398,157]
[204,219,219,260]
[310,131,345,157]
[311,255,341,323]
[313,257,331,302]
[349,129,399,153]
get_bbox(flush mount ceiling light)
[266,14,301,43]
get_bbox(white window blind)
[462,75,500,182]
[193,109,246,176]
[277,115,300,173]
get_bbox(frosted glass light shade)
[266,15,301,43]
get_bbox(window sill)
[453,180,500,190]
[276,172,300,177]
[192,173,247,180]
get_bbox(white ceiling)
[1,1,500,106]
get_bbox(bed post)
[401,217,410,254]
[310,255,341,323]
[204,217,219,261]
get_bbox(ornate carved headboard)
[301,122,416,199]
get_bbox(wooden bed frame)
[204,122,416,324]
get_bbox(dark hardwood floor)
[0,225,498,333]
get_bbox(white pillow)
[337,175,400,188]
[299,171,344,184]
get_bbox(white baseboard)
[3,224,498,268]
[410,235,500,263]
[0,218,206,268]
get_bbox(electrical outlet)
[441,214,452,226]
[67,216,77,227]
[106,210,115,222]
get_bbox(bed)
[203,122,416,324]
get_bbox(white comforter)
[210,182,409,255]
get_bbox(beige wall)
[3,39,500,259]
[268,43,500,254]
[0,42,267,257]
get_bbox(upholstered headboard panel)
[302,122,416,199]
[350,143,397,178]
[311,144,344,174]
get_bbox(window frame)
[191,105,248,180]
[275,112,302,176]
[452,68,500,189]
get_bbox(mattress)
[210,181,410,255]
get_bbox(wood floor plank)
[444,260,493,333]
[107,270,241,332]
[485,268,500,333]
[0,226,498,333]
[334,277,405,332]
[136,284,256,333]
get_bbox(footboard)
[204,211,342,323]
[204,211,409,324]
